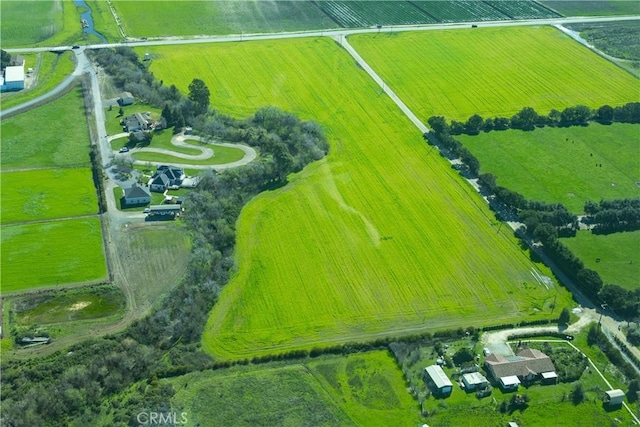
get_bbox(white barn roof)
[5,66,24,82]
[425,365,452,389]
[605,389,625,399]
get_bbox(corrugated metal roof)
[5,66,24,82]
[424,365,452,389]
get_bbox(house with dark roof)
[484,348,556,390]
[122,184,151,206]
[149,165,185,192]
[149,173,170,192]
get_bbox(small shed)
[462,372,488,391]
[541,371,558,384]
[424,365,453,396]
[604,389,625,406]
[499,375,520,391]
[118,91,134,106]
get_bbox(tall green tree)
[188,78,210,115]
[1,49,11,68]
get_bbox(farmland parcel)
[349,26,639,121]
[457,123,640,213]
[1,218,107,293]
[143,37,568,359]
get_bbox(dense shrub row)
[588,325,640,382]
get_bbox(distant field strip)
[0,168,98,224]
[349,26,639,121]
[485,0,560,19]
[315,1,437,27]
[411,1,509,22]
[457,123,640,213]
[562,231,640,291]
[0,0,61,46]
[1,218,107,293]
[144,37,567,359]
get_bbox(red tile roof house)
[484,348,557,391]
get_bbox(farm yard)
[562,231,640,291]
[0,52,75,111]
[142,37,571,359]
[349,26,640,120]
[169,351,420,426]
[457,123,640,213]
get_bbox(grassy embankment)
[144,36,571,360]
[349,26,639,121]
[0,88,106,293]
[112,0,337,38]
[562,231,640,291]
[456,123,640,213]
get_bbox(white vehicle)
[119,147,129,153]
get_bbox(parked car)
[72,45,80,49]
[143,208,151,213]
[119,147,129,153]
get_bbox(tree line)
[584,198,640,233]
[427,118,638,320]
[430,102,640,136]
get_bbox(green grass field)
[0,52,75,111]
[143,37,569,359]
[12,285,125,325]
[132,144,246,165]
[169,351,419,426]
[1,87,90,170]
[0,0,62,46]
[562,230,640,290]
[457,123,640,213]
[0,168,98,224]
[0,0,87,48]
[542,1,640,16]
[112,0,337,38]
[1,218,107,293]
[349,26,639,121]
[110,132,201,155]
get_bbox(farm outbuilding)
[118,91,134,106]
[604,389,625,406]
[1,66,25,91]
[147,204,181,220]
[462,372,489,391]
[424,365,453,396]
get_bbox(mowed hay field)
[457,123,640,213]
[349,26,639,121]
[112,0,337,37]
[144,37,568,359]
[169,351,419,426]
[0,168,98,223]
[562,231,640,291]
[1,218,107,293]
